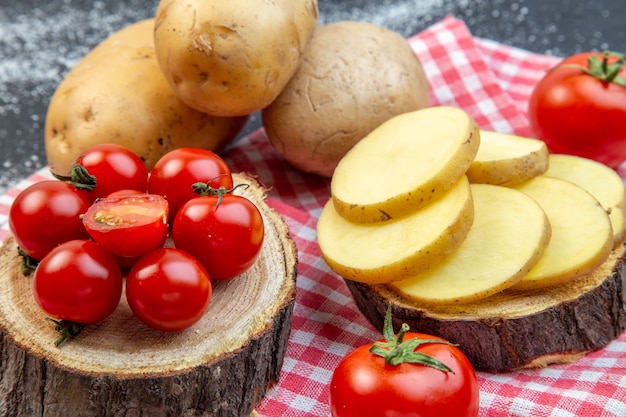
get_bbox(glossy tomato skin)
[126,248,212,332]
[71,143,149,202]
[172,194,264,280]
[33,240,123,324]
[147,148,233,223]
[82,194,168,258]
[9,180,90,260]
[330,333,479,417]
[528,52,626,169]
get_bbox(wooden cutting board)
[0,173,298,417]
[345,242,626,372]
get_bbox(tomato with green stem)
[172,182,264,280]
[528,51,626,169]
[126,248,212,332]
[147,148,233,223]
[9,180,90,261]
[52,143,148,202]
[33,239,123,345]
[82,193,168,258]
[329,306,479,417]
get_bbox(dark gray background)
[1,0,624,193]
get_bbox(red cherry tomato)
[9,180,90,260]
[147,148,233,223]
[528,51,626,169]
[82,194,168,258]
[54,143,148,202]
[126,248,212,332]
[172,192,264,280]
[33,240,123,324]
[329,308,479,417]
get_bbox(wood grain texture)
[345,243,626,372]
[0,173,298,417]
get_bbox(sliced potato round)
[389,184,551,304]
[389,183,551,304]
[545,154,626,247]
[511,176,613,291]
[466,130,549,187]
[318,176,474,284]
[331,106,479,223]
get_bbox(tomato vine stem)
[553,50,626,87]
[369,306,455,373]
[51,163,98,192]
[46,318,84,347]
[17,246,38,275]
[192,176,250,206]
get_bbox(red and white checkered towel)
[1,15,624,417]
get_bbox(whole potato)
[45,19,248,176]
[262,21,430,178]
[153,0,319,117]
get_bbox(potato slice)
[512,176,613,290]
[318,176,474,284]
[389,183,551,304]
[545,154,626,247]
[331,106,479,223]
[466,130,549,187]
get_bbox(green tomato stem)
[17,246,38,275]
[554,50,626,87]
[50,163,97,192]
[369,305,456,373]
[191,178,250,206]
[46,318,84,347]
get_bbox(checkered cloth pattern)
[1,15,625,417]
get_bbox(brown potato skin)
[262,21,430,178]
[153,0,319,117]
[45,19,248,176]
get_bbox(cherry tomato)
[528,51,626,169]
[329,307,479,417]
[53,143,148,202]
[33,240,123,324]
[147,148,233,223]
[172,192,264,280]
[82,194,168,258]
[126,248,212,332]
[9,180,90,260]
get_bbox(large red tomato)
[9,180,90,261]
[329,308,479,417]
[528,51,626,169]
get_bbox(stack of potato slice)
[317,106,626,305]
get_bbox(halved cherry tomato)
[147,148,233,223]
[82,194,168,258]
[172,189,264,280]
[126,248,212,332]
[33,239,123,325]
[329,307,479,417]
[105,189,146,199]
[53,143,148,202]
[9,180,90,260]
